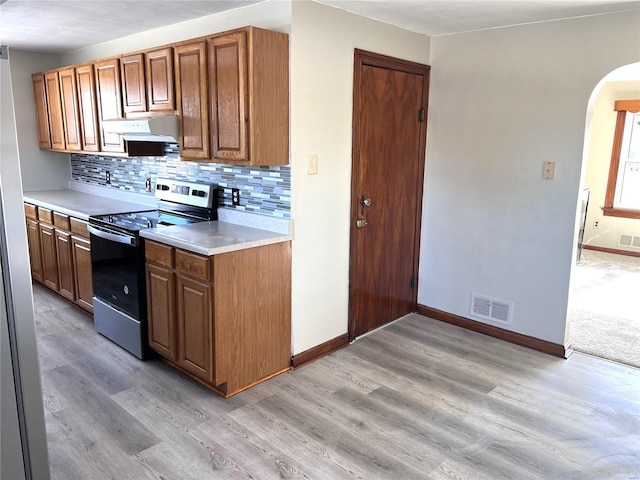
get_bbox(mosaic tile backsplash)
[70,145,291,218]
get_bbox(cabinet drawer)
[176,249,210,281]
[146,241,174,268]
[24,203,38,221]
[70,217,89,238]
[38,207,53,225]
[53,212,70,231]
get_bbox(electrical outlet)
[106,171,111,184]
[231,188,240,206]
[145,177,151,192]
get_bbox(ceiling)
[1,0,639,54]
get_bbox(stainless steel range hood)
[101,116,179,143]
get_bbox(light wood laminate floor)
[34,284,640,480]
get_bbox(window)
[603,99,640,219]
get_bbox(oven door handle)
[87,224,138,247]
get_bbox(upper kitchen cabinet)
[120,53,146,114]
[44,71,66,150]
[174,41,210,160]
[58,67,82,151]
[75,64,101,152]
[121,47,176,115]
[146,47,175,112]
[31,73,52,149]
[208,27,289,165]
[95,57,124,153]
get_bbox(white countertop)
[24,186,293,255]
[140,221,292,256]
[23,189,154,220]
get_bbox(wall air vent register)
[470,293,513,325]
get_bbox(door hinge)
[410,276,415,289]
[418,109,425,122]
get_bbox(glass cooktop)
[90,210,206,233]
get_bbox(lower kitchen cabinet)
[177,274,213,382]
[147,262,177,359]
[145,239,291,397]
[71,234,93,313]
[24,203,93,313]
[55,229,75,302]
[39,223,59,291]
[26,215,44,283]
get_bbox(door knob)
[356,219,368,229]
[360,196,372,215]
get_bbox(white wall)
[290,1,430,353]
[61,1,291,64]
[583,79,640,252]
[420,11,640,345]
[9,49,70,191]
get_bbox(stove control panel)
[155,178,217,209]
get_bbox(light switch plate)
[543,161,556,180]
[308,154,318,175]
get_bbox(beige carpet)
[568,249,640,369]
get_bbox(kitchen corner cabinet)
[95,58,124,153]
[208,27,289,165]
[174,41,210,160]
[145,240,291,397]
[24,203,93,313]
[76,64,101,152]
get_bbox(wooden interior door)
[349,50,429,339]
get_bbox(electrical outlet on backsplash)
[70,149,291,218]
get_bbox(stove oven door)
[87,223,148,359]
[87,224,146,320]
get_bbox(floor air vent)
[619,234,640,249]
[470,294,513,325]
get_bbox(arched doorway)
[568,63,640,368]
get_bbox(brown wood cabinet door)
[174,42,209,159]
[58,67,82,151]
[26,218,44,283]
[95,58,124,152]
[120,53,146,114]
[55,229,75,302]
[146,47,175,112]
[76,64,100,152]
[146,263,177,360]
[39,224,58,291]
[176,274,212,382]
[44,71,66,150]
[32,73,52,149]
[209,32,247,162]
[71,235,93,313]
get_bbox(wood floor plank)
[229,402,373,480]
[46,363,161,456]
[32,284,640,480]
